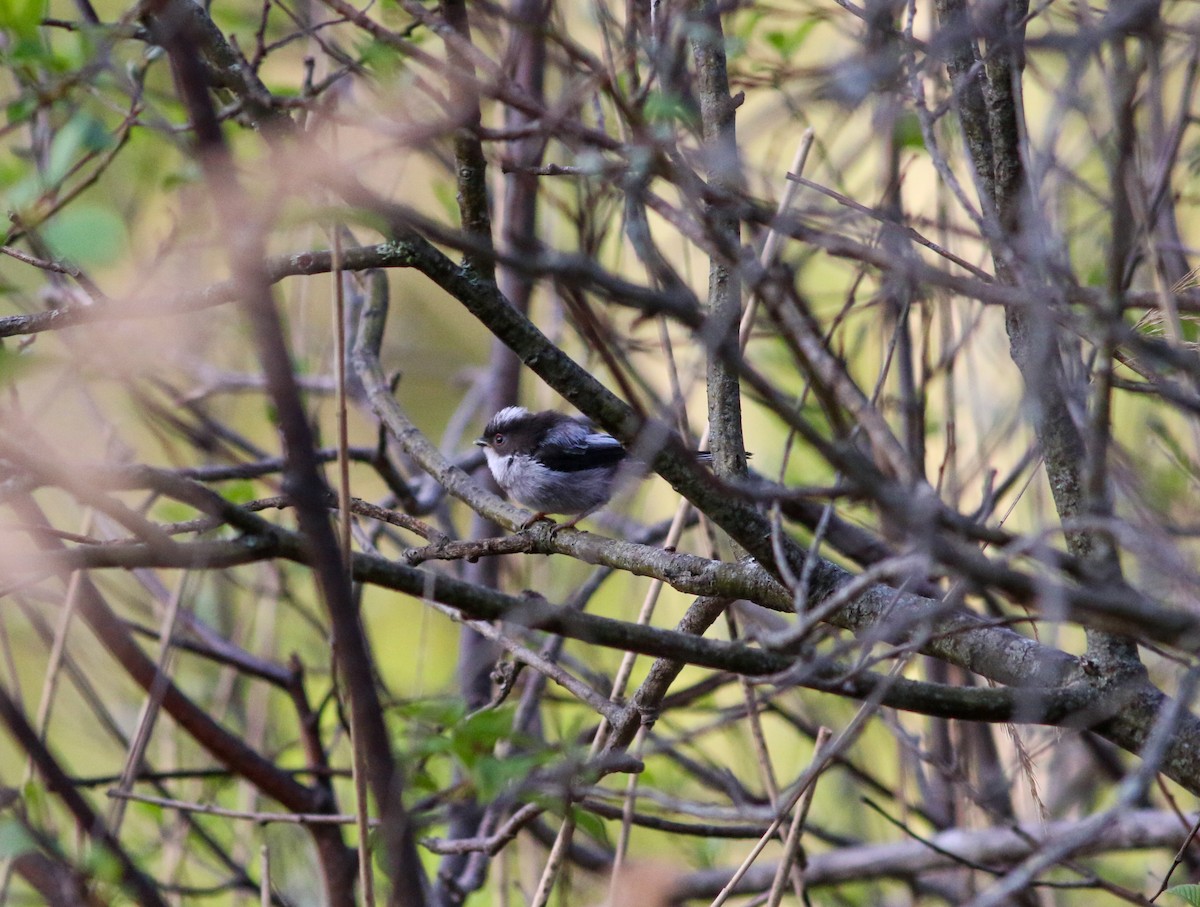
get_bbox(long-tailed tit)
[475,406,685,529]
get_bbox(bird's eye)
[493,433,506,446]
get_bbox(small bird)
[475,406,636,530]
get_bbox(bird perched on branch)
[476,406,714,530]
[475,406,628,529]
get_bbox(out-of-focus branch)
[934,0,1142,674]
[6,494,357,905]
[331,216,1200,798]
[606,596,730,750]
[690,0,747,478]
[431,0,544,899]
[141,0,291,133]
[140,18,427,907]
[440,0,495,281]
[5,228,1199,342]
[334,221,1177,679]
[0,684,169,907]
[671,807,1198,899]
[6,533,1110,726]
[18,451,1192,676]
[9,847,100,907]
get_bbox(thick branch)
[671,807,1197,898]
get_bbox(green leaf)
[42,204,128,266]
[1166,884,1200,906]
[0,143,31,189]
[472,757,508,802]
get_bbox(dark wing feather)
[534,431,627,473]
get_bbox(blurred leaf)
[411,734,454,759]
[3,33,46,66]
[691,833,723,869]
[893,112,924,151]
[357,37,402,77]
[46,113,113,187]
[644,91,693,126]
[450,707,514,768]
[42,29,94,72]
[1147,417,1191,470]
[570,805,609,847]
[20,780,46,823]
[431,179,457,224]
[161,161,202,190]
[130,798,165,824]
[0,818,35,859]
[765,20,817,57]
[42,204,128,266]
[471,752,545,803]
[1144,417,1193,508]
[0,346,39,386]
[396,697,465,727]
[5,95,35,127]
[732,8,763,40]
[398,697,464,770]
[459,707,514,744]
[83,843,123,884]
[1167,885,1200,906]
[4,173,40,209]
[0,0,46,40]
[153,500,195,524]
[410,767,440,794]
[222,479,258,505]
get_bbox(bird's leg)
[519,511,554,531]
[547,507,599,536]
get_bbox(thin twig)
[107,789,375,825]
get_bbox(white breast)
[484,449,614,515]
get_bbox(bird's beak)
[474,438,487,447]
